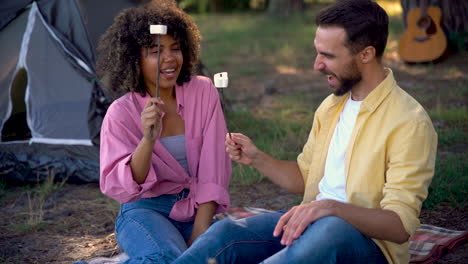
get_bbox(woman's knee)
[116,208,187,259]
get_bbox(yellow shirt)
[297,69,437,264]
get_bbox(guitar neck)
[420,0,428,17]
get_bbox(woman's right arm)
[130,97,165,184]
[100,97,163,203]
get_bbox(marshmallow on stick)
[214,72,229,88]
[149,24,167,98]
[149,24,167,137]
[214,72,231,138]
[150,25,167,35]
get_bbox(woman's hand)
[141,97,165,142]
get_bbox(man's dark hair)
[315,0,389,58]
[96,0,201,98]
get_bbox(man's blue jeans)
[115,190,194,264]
[174,211,388,264]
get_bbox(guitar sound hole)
[417,16,431,29]
[417,16,437,35]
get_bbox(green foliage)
[388,17,404,40]
[448,31,468,52]
[0,179,6,198]
[178,0,250,13]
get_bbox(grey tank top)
[159,134,190,175]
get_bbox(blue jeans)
[174,212,388,264]
[116,190,194,264]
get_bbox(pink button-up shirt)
[100,76,231,222]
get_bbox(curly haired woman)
[95,1,231,263]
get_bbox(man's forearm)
[333,201,410,244]
[252,151,304,194]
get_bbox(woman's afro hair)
[96,0,201,98]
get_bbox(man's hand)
[273,200,337,246]
[226,133,305,194]
[225,133,260,166]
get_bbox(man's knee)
[285,216,372,262]
[309,216,355,237]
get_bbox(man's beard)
[323,61,362,96]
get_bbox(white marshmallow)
[150,25,167,35]
[214,72,229,88]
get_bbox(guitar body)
[399,6,447,63]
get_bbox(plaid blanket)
[215,207,468,263]
[409,224,468,263]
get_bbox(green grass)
[424,154,468,209]
[10,222,48,233]
[195,10,406,78]
[430,108,467,149]
[430,107,468,124]
[423,107,468,208]
[0,179,6,199]
[20,169,68,226]
[195,12,317,77]
[227,110,311,184]
[0,255,21,264]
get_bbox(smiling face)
[140,34,183,96]
[313,26,362,96]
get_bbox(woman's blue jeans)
[174,211,388,264]
[115,190,194,264]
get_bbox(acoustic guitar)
[398,0,447,63]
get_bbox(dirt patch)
[0,181,466,263]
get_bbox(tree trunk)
[209,0,224,13]
[268,0,304,17]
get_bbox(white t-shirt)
[316,95,362,203]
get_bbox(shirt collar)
[327,68,395,113]
[360,68,395,113]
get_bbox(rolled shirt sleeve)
[297,112,319,184]
[194,79,231,213]
[99,102,158,204]
[381,119,437,236]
